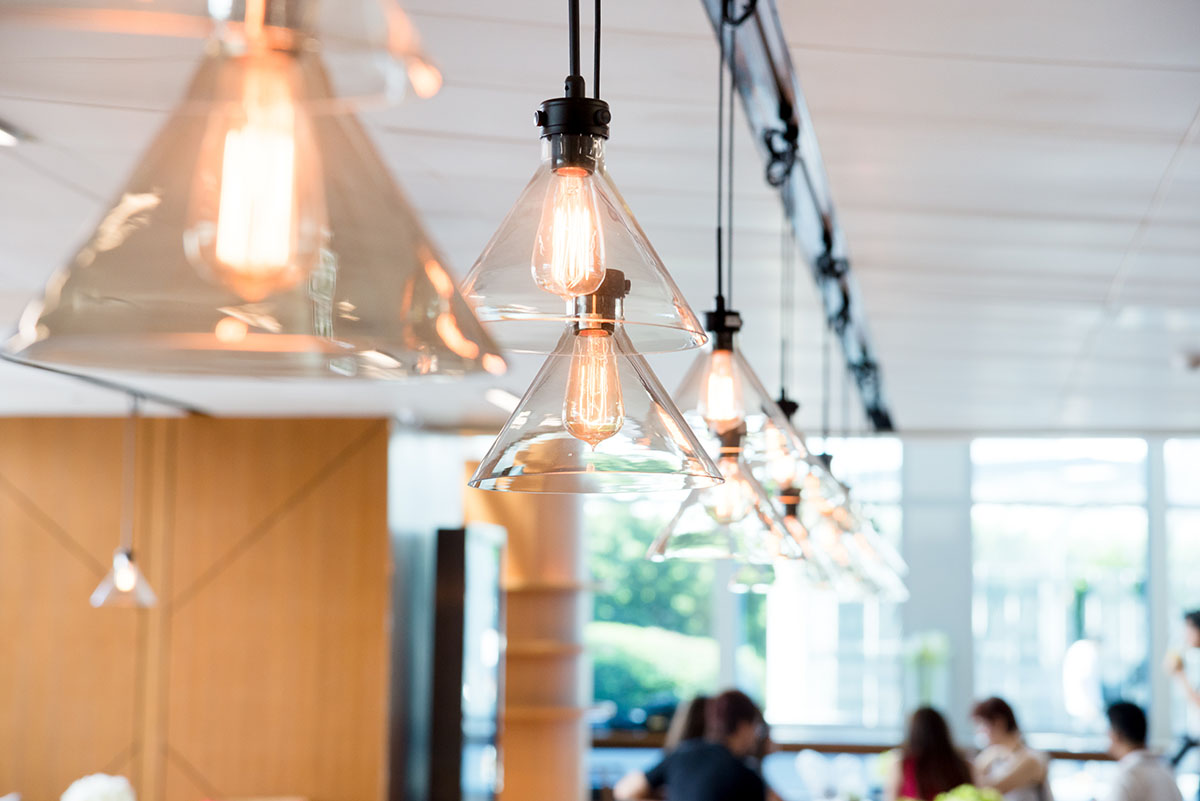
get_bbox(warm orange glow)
[563,329,623,447]
[700,349,743,433]
[113,552,137,593]
[532,169,606,298]
[214,316,249,343]
[186,53,325,301]
[482,353,507,375]
[436,313,480,360]
[407,59,443,99]
[424,258,455,298]
[703,456,753,525]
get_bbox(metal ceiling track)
[702,0,895,431]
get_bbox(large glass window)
[1165,439,1200,740]
[586,495,718,728]
[765,437,905,734]
[971,439,1149,736]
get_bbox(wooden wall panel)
[0,418,390,801]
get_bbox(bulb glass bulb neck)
[535,78,611,140]
[572,269,630,333]
[542,132,605,174]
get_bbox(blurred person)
[972,696,1052,801]
[1167,610,1200,787]
[614,689,772,801]
[886,706,974,801]
[1104,701,1182,801]
[663,695,710,753]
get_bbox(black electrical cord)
[821,318,831,443]
[568,0,581,78]
[714,9,726,303]
[778,205,794,398]
[725,18,736,309]
[593,0,601,98]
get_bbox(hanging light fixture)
[674,11,805,475]
[460,0,705,355]
[466,0,719,493]
[92,396,156,608]
[8,0,504,378]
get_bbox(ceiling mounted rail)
[700,0,894,432]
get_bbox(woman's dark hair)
[664,695,709,752]
[1185,610,1200,630]
[971,696,1020,734]
[705,689,762,742]
[902,707,973,799]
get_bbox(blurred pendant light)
[92,396,156,609]
[645,429,798,563]
[9,0,503,378]
[674,14,802,470]
[776,485,837,590]
[461,0,705,355]
[468,272,721,493]
[467,0,719,493]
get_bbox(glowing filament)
[563,329,623,447]
[532,168,606,298]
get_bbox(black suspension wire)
[714,8,726,302]
[841,356,852,437]
[593,0,601,98]
[568,0,581,78]
[725,19,736,309]
[778,204,794,396]
[821,318,831,442]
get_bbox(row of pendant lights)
[6,0,906,603]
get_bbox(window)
[586,495,718,727]
[971,439,1149,735]
[1165,439,1200,739]
[764,437,905,733]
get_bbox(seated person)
[614,689,769,801]
[972,696,1052,801]
[1104,701,1182,801]
[886,706,974,801]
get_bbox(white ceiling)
[0,0,1198,432]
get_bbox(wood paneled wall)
[0,418,390,801]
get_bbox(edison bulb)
[700,349,743,433]
[112,550,138,593]
[563,328,623,447]
[764,424,799,485]
[532,167,606,298]
[703,456,753,524]
[185,52,326,302]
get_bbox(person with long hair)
[886,706,974,801]
[972,697,1053,801]
[663,694,710,754]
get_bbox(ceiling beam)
[701,0,895,431]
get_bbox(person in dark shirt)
[614,689,769,801]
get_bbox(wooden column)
[465,477,587,801]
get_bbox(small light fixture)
[0,120,20,147]
[91,396,157,608]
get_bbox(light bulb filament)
[563,328,623,447]
[532,168,606,298]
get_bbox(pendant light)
[466,0,720,494]
[92,396,156,608]
[461,1,706,355]
[9,1,504,379]
[646,430,797,563]
[674,13,803,472]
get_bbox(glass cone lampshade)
[646,442,798,563]
[676,334,807,471]
[776,487,838,589]
[809,515,885,602]
[90,548,157,608]
[8,45,503,378]
[462,133,705,354]
[468,289,721,493]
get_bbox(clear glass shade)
[0,0,442,109]
[468,326,721,493]
[8,48,504,378]
[676,342,808,470]
[646,453,796,563]
[90,549,157,608]
[462,134,706,355]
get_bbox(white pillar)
[900,437,975,739]
[1147,437,1172,748]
